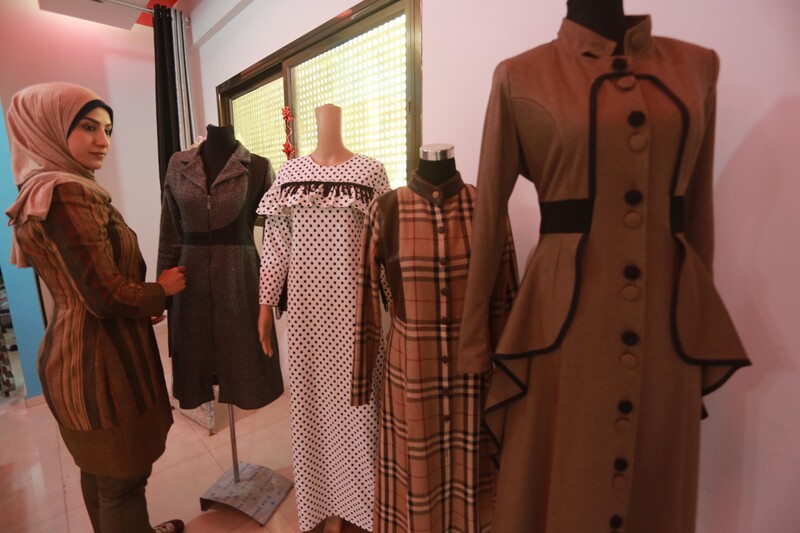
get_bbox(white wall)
[187,1,800,531]
[0,0,163,279]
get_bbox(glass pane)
[291,14,408,188]
[231,77,287,171]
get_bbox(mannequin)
[201,124,238,187]
[309,104,354,166]
[257,103,389,533]
[258,103,355,353]
[457,8,749,533]
[159,123,283,412]
[416,143,457,185]
[566,0,626,53]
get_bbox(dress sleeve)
[684,49,719,274]
[42,182,165,318]
[259,205,292,307]
[489,216,520,349]
[157,163,182,277]
[457,61,522,373]
[352,199,385,406]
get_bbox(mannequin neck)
[202,124,238,185]
[310,104,354,166]
[416,158,457,186]
[566,0,626,52]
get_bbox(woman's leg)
[95,467,153,532]
[79,470,101,532]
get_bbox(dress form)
[566,0,626,53]
[416,144,457,185]
[310,104,354,166]
[201,124,238,187]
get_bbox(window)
[218,0,420,186]
[231,76,286,172]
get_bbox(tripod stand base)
[200,461,293,526]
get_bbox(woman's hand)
[157,266,187,296]
[258,304,274,357]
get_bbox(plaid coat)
[353,172,518,532]
[15,179,173,479]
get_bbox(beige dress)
[353,173,518,532]
[457,16,750,532]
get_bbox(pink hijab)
[5,82,113,267]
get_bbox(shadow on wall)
[697,97,800,533]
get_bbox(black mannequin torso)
[201,124,238,188]
[566,0,626,54]
[417,158,457,186]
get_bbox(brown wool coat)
[457,16,750,533]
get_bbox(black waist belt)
[539,196,686,234]
[182,220,254,246]
[539,199,592,233]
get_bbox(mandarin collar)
[557,15,652,58]
[408,171,464,206]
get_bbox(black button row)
[628,110,646,127]
[625,189,643,205]
[624,265,641,280]
[621,331,639,346]
[612,57,628,71]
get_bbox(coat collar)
[172,142,251,191]
[408,171,464,207]
[557,15,652,58]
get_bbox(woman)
[5,82,186,533]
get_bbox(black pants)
[80,467,153,533]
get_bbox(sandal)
[153,519,185,533]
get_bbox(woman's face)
[67,107,112,171]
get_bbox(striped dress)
[353,172,518,532]
[15,178,173,479]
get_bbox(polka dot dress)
[257,154,390,532]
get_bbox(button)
[440,287,448,296]
[439,258,447,266]
[620,353,638,369]
[616,75,636,90]
[443,387,450,396]
[437,226,445,234]
[623,265,641,280]
[621,331,639,345]
[610,515,624,528]
[614,458,629,471]
[624,190,643,205]
[612,57,628,71]
[615,418,632,432]
[612,474,628,489]
[440,316,449,325]
[442,355,449,364]
[618,400,634,414]
[432,190,441,199]
[628,110,646,127]
[631,32,647,50]
[443,415,451,423]
[624,212,643,228]
[629,134,649,151]
[622,285,641,301]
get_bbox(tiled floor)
[0,326,300,533]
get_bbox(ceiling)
[37,0,177,30]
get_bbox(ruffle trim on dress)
[256,180,377,216]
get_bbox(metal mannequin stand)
[200,404,293,526]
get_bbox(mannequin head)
[566,0,626,46]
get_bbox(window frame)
[216,0,421,180]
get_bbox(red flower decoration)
[282,106,295,159]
